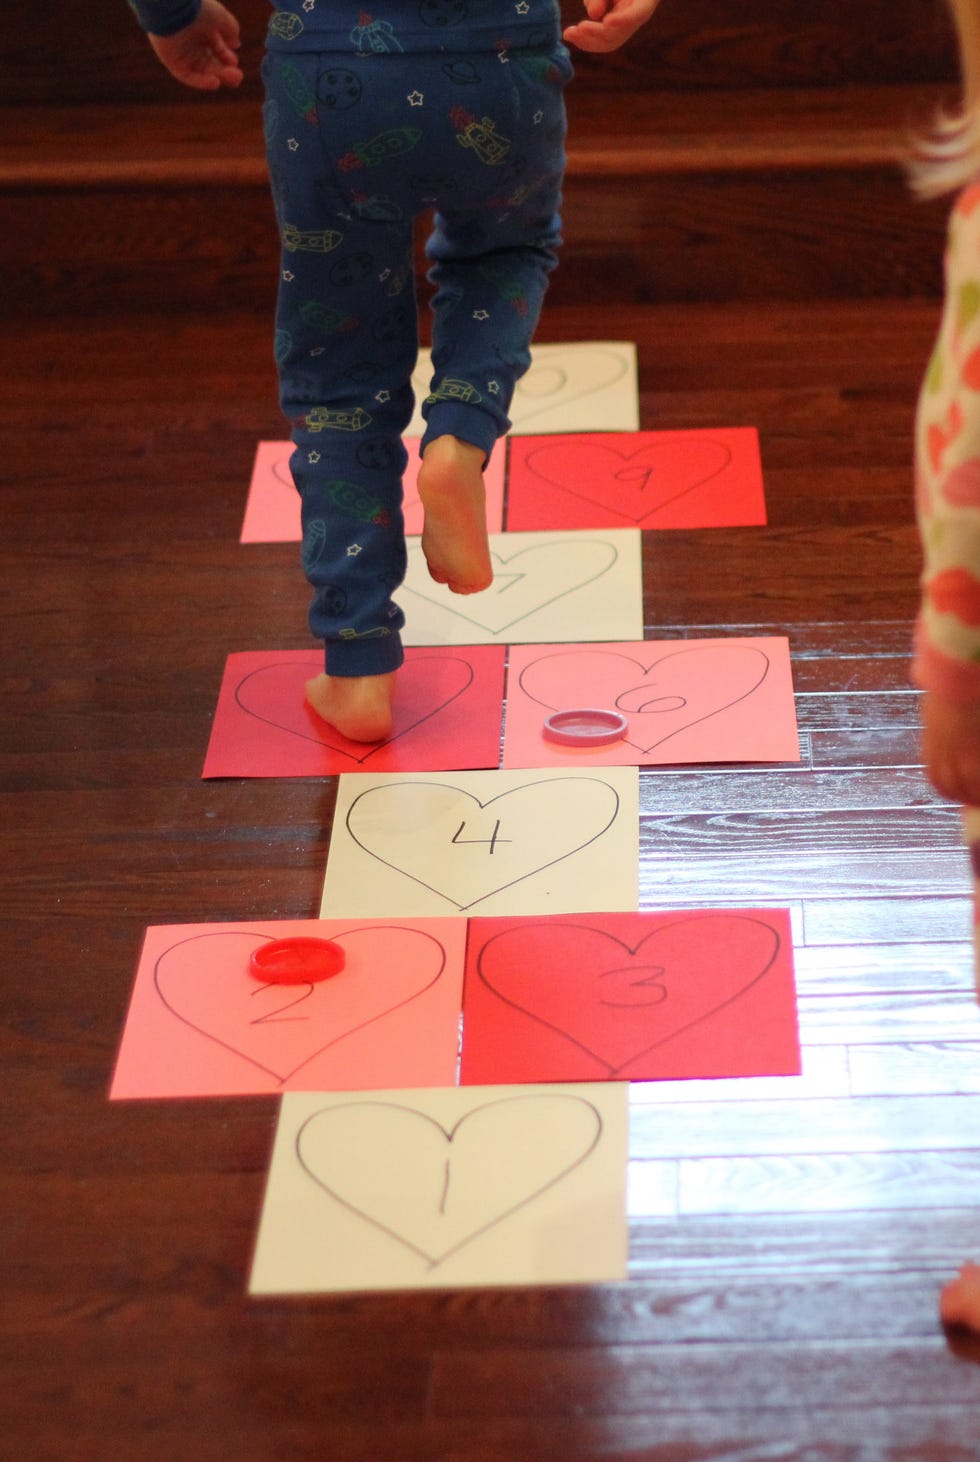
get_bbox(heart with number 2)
[465,912,789,1080]
[152,926,446,1085]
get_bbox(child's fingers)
[206,26,241,65]
[563,20,624,53]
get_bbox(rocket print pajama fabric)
[262,8,571,675]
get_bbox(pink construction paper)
[460,909,799,1085]
[110,917,466,1099]
[504,428,765,531]
[241,438,506,543]
[502,638,799,769]
[202,646,506,778]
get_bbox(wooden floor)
[7,294,980,1458]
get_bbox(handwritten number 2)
[249,984,314,1024]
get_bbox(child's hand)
[563,0,662,53]
[148,0,243,90]
[921,690,980,805]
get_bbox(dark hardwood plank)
[0,0,957,106]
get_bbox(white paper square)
[399,529,643,646]
[408,341,639,437]
[250,1083,629,1294]
[320,767,639,918]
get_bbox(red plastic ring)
[249,936,346,985]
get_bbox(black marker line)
[510,346,629,428]
[517,644,771,755]
[294,1093,605,1269]
[230,652,476,761]
[152,924,448,1087]
[345,776,621,911]
[473,913,785,1076]
[521,435,733,527]
[401,538,622,635]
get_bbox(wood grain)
[4,3,980,1437]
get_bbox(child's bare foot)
[417,435,493,594]
[305,671,396,743]
[940,1263,980,1330]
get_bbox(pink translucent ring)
[541,708,629,748]
[249,936,346,985]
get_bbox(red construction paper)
[241,438,506,543]
[505,428,765,531]
[109,917,466,1099]
[202,647,506,777]
[460,909,799,1085]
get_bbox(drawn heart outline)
[472,913,783,1075]
[343,776,621,910]
[403,537,619,634]
[233,653,475,763]
[509,346,631,427]
[520,436,733,525]
[153,925,446,1084]
[517,644,770,755]
[295,1091,602,1265]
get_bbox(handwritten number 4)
[452,819,512,855]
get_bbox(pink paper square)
[241,438,506,543]
[502,637,800,769]
[110,917,466,1098]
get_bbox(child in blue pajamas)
[132,0,660,740]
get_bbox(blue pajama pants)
[262,37,570,675]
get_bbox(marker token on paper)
[249,937,346,985]
[541,708,629,748]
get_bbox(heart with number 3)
[470,913,784,1077]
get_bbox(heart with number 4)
[344,776,621,910]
